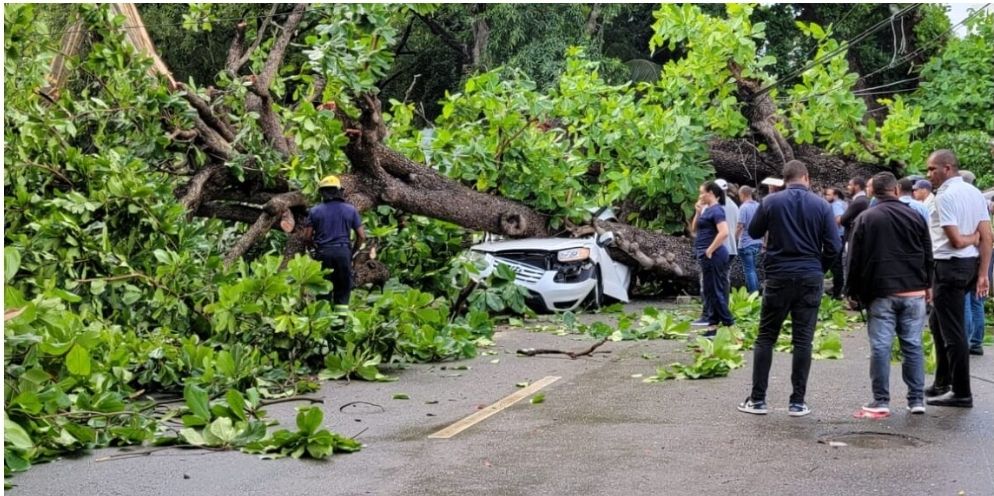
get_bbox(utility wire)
[778,3,991,106]
[754,4,920,97]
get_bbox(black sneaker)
[701,328,718,339]
[970,345,984,356]
[925,384,950,397]
[907,401,926,414]
[737,397,768,415]
[788,402,811,417]
[925,392,973,408]
[691,317,710,327]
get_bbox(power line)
[754,4,920,97]
[777,3,991,106]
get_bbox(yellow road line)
[428,376,561,439]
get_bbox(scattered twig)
[95,445,225,463]
[338,401,384,413]
[349,427,369,440]
[258,396,324,407]
[516,337,610,359]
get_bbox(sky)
[947,3,990,36]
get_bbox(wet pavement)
[9,302,994,496]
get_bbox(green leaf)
[66,344,91,376]
[184,384,211,422]
[4,246,21,283]
[4,413,34,451]
[530,393,545,404]
[207,417,239,445]
[295,406,323,435]
[392,393,409,400]
[226,390,247,422]
[179,428,207,446]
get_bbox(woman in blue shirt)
[690,181,735,334]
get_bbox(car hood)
[471,237,592,253]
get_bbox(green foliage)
[609,306,690,341]
[467,264,531,315]
[785,22,869,156]
[387,48,711,232]
[812,330,843,360]
[319,343,395,382]
[644,328,744,381]
[204,255,335,367]
[360,205,469,295]
[304,4,404,97]
[649,3,766,137]
[911,9,994,178]
[243,407,361,460]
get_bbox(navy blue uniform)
[309,199,362,305]
[696,204,734,327]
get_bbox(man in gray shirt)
[924,150,992,408]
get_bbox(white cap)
[761,177,784,187]
[714,179,729,191]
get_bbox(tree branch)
[179,164,223,215]
[177,84,237,142]
[43,14,86,101]
[256,3,307,92]
[231,4,280,75]
[414,12,469,64]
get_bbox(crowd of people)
[690,150,992,417]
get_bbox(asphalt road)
[9,304,994,496]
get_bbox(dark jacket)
[844,196,933,305]
[748,183,841,278]
[840,193,870,242]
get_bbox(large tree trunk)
[709,139,885,189]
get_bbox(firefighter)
[306,175,366,309]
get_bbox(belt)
[324,243,350,248]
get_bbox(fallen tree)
[101,4,890,291]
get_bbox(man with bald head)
[923,149,992,408]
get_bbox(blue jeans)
[739,244,761,293]
[867,295,926,403]
[964,291,985,348]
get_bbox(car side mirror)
[597,231,616,248]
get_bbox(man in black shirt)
[845,172,933,415]
[840,177,870,238]
[738,160,840,417]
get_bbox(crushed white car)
[467,229,632,313]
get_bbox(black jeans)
[929,258,977,397]
[751,275,823,404]
[699,250,734,326]
[315,245,353,306]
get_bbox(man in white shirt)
[715,179,739,259]
[924,150,992,408]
